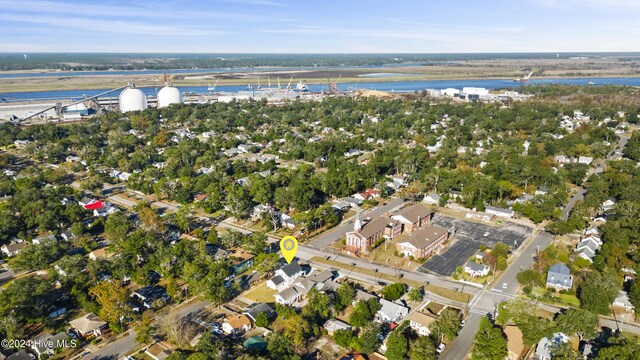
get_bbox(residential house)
[601,199,616,212]
[485,206,515,218]
[423,193,441,205]
[93,203,118,217]
[32,234,57,245]
[505,325,525,360]
[61,230,75,241]
[131,285,170,309]
[243,336,268,353]
[145,343,173,360]
[275,286,301,306]
[331,201,351,212]
[449,190,464,201]
[13,139,31,149]
[612,291,635,312]
[243,303,275,323]
[267,262,305,290]
[464,261,490,277]
[395,225,449,259]
[222,314,252,335]
[69,313,107,337]
[280,214,296,229]
[536,333,570,360]
[343,196,363,208]
[228,250,255,275]
[391,204,433,233]
[31,332,68,358]
[546,263,573,291]
[475,251,486,260]
[376,299,409,323]
[88,248,112,261]
[407,311,437,336]
[308,269,336,284]
[324,319,351,336]
[578,156,594,165]
[194,193,208,202]
[1,240,26,257]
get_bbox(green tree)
[516,269,543,287]
[253,253,280,273]
[578,271,619,315]
[89,281,132,332]
[359,322,381,354]
[336,282,355,311]
[408,287,424,302]
[555,308,598,342]
[104,212,131,244]
[471,317,507,360]
[410,336,436,360]
[431,308,461,342]
[333,329,357,348]
[349,299,381,327]
[385,329,409,360]
[552,342,579,360]
[135,313,153,344]
[255,311,270,328]
[301,288,332,324]
[381,283,406,300]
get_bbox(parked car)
[460,319,466,327]
[436,343,446,354]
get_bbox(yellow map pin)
[280,236,298,264]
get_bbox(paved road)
[440,313,482,360]
[296,245,481,298]
[309,198,405,248]
[84,299,211,359]
[86,331,136,360]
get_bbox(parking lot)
[419,214,533,276]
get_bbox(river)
[1,77,640,102]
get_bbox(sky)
[0,0,639,53]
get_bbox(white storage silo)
[119,88,148,113]
[157,86,182,108]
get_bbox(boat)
[295,81,309,92]
[588,81,595,86]
[513,71,534,83]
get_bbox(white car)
[436,343,446,354]
[460,319,467,327]
[502,282,508,289]
[483,232,490,237]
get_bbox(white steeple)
[354,206,362,231]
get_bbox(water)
[1,77,640,102]
[358,73,422,78]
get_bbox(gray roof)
[486,205,514,215]
[465,261,489,272]
[378,298,409,322]
[33,332,67,354]
[355,289,376,302]
[243,303,274,322]
[323,319,351,332]
[280,262,303,278]
[269,275,284,286]
[276,287,299,301]
[308,269,335,284]
[546,263,572,287]
[394,204,433,224]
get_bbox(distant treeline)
[2,52,640,71]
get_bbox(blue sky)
[0,0,638,52]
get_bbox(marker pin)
[280,236,299,264]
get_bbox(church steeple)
[354,206,362,231]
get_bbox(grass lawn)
[311,256,470,303]
[243,282,277,303]
[425,301,446,315]
[369,241,422,271]
[530,286,580,307]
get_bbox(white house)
[485,206,515,218]
[612,291,635,312]
[376,299,409,323]
[536,333,570,360]
[31,332,68,358]
[546,263,573,291]
[267,262,305,290]
[464,261,490,277]
[407,312,437,336]
[222,314,252,335]
[423,193,441,205]
[1,240,27,257]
